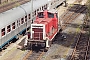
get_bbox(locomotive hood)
[34,18,53,25]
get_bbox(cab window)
[48,12,54,18]
[37,12,44,18]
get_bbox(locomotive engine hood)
[30,10,58,41]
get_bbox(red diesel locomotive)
[28,9,60,48]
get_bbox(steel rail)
[36,50,45,60]
[61,5,87,30]
[23,50,32,60]
[69,33,89,60]
[0,0,29,13]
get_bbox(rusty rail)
[22,48,45,60]
[0,0,29,13]
[23,50,32,60]
[68,33,90,60]
[60,5,87,30]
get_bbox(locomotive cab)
[28,9,59,48]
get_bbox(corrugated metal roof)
[0,0,48,29]
[0,7,25,29]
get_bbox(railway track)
[22,4,87,60]
[23,47,45,60]
[67,33,90,60]
[15,2,88,60]
[0,0,29,13]
[60,4,87,30]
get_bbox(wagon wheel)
[40,42,46,48]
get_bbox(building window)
[12,22,15,30]
[28,14,30,19]
[40,7,41,11]
[37,9,39,12]
[1,28,5,36]
[25,15,27,22]
[17,20,18,27]
[42,6,43,10]
[7,25,11,33]
[34,10,36,15]
[19,20,20,26]
[21,18,24,24]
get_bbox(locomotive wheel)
[41,42,46,48]
[44,47,49,52]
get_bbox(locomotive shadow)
[24,44,45,53]
[53,30,78,48]
[52,26,89,48]
[31,45,45,52]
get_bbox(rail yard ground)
[41,0,89,60]
[0,0,89,60]
[0,0,30,13]
[0,35,28,60]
